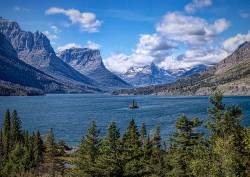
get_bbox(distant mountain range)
[119,63,209,87]
[1,17,247,96]
[119,63,176,86]
[113,41,250,96]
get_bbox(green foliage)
[166,115,203,177]
[96,121,124,177]
[76,121,101,177]
[1,91,250,176]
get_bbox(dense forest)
[0,91,250,177]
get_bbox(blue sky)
[1,0,250,73]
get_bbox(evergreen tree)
[2,109,11,160]
[167,115,203,177]
[122,119,143,177]
[0,128,3,174]
[207,91,247,176]
[2,144,26,177]
[139,123,152,176]
[150,125,164,177]
[33,130,43,166]
[76,121,100,177]
[10,110,22,144]
[96,121,124,177]
[45,128,57,177]
[140,122,147,145]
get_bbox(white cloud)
[156,12,230,45]
[105,12,231,74]
[104,34,176,73]
[104,53,132,73]
[223,31,250,52]
[57,41,101,52]
[240,11,250,18]
[45,7,102,32]
[185,0,212,13]
[57,43,82,52]
[43,30,58,41]
[13,6,30,12]
[51,25,61,33]
[158,47,228,71]
[84,40,101,50]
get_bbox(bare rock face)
[58,48,130,89]
[119,63,176,87]
[0,18,96,87]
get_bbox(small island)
[129,99,139,109]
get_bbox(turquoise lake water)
[0,94,250,145]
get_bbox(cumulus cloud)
[156,12,230,45]
[185,0,212,13]
[45,7,102,32]
[57,41,101,52]
[104,34,176,73]
[43,30,58,41]
[51,25,61,33]
[105,12,231,73]
[240,11,250,18]
[223,31,250,52]
[57,43,82,52]
[104,53,132,73]
[84,40,101,50]
[13,6,30,12]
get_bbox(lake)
[0,94,250,146]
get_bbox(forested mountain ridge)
[113,41,250,96]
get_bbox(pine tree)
[2,109,11,160]
[33,130,43,166]
[2,144,26,176]
[140,122,147,145]
[10,110,22,144]
[207,91,247,176]
[76,121,100,177]
[167,115,203,177]
[45,128,57,177]
[150,125,164,176]
[96,121,124,177]
[0,128,3,174]
[139,122,152,176]
[122,119,143,177]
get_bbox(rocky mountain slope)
[119,63,176,86]
[0,33,101,95]
[58,48,130,89]
[0,18,98,89]
[114,41,250,96]
[119,63,209,87]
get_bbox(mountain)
[113,41,250,96]
[119,63,208,87]
[119,63,176,87]
[0,33,76,95]
[172,64,209,77]
[58,48,130,89]
[0,18,99,90]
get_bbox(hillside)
[0,18,99,90]
[113,41,250,96]
[0,33,101,95]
